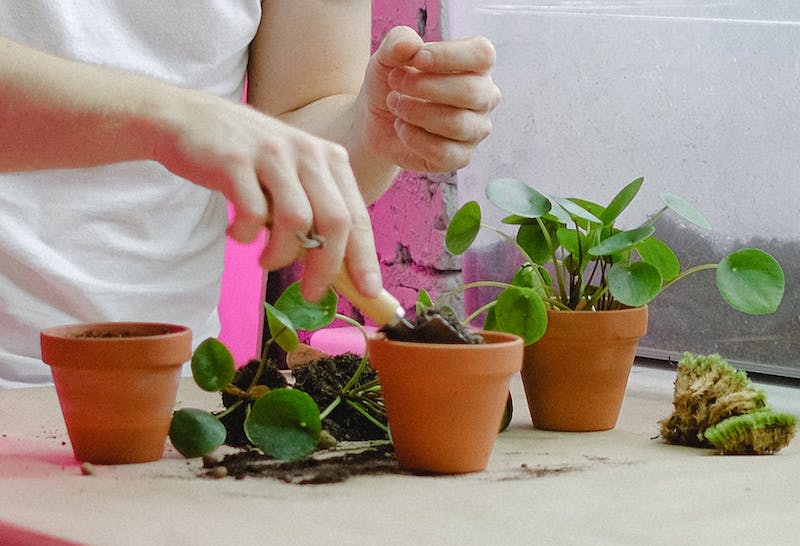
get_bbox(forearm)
[277,94,400,205]
[0,36,172,172]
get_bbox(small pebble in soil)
[211,466,228,479]
[317,430,338,450]
[80,462,95,476]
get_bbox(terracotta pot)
[368,331,523,474]
[521,306,648,432]
[40,322,192,464]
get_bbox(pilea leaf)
[169,408,226,458]
[244,388,322,461]
[600,177,644,225]
[635,236,681,282]
[445,201,482,255]
[717,249,785,314]
[516,223,553,265]
[486,178,550,219]
[589,225,655,257]
[661,192,711,230]
[274,281,337,331]
[264,302,299,353]
[191,338,236,392]
[494,286,548,345]
[608,261,663,307]
[551,196,602,225]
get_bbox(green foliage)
[446,176,785,316]
[245,388,322,461]
[191,338,236,392]
[169,408,227,458]
[170,282,386,463]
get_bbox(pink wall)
[218,1,450,363]
[218,204,266,365]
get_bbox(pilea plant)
[444,176,785,343]
[169,282,387,462]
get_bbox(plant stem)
[662,263,718,291]
[319,396,342,421]
[465,300,497,325]
[215,398,244,420]
[345,399,390,433]
[434,280,512,308]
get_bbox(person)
[0,1,500,388]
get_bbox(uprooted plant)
[169,282,387,462]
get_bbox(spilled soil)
[200,442,402,485]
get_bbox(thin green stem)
[464,300,497,325]
[215,399,244,420]
[433,280,512,308]
[345,400,389,433]
[319,396,342,421]
[662,263,718,291]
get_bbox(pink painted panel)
[218,203,265,365]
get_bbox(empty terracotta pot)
[40,322,192,464]
[521,306,648,431]
[368,331,523,474]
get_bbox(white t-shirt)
[0,1,262,387]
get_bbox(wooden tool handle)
[333,267,405,327]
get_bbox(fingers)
[373,26,424,70]
[225,168,270,243]
[410,35,497,75]
[254,138,382,303]
[374,30,501,173]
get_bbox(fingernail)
[386,91,399,113]
[414,49,433,70]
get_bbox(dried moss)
[659,352,767,447]
[704,410,797,455]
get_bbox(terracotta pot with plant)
[445,176,785,431]
[40,322,192,464]
[169,278,532,475]
[368,330,522,473]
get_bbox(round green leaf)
[661,193,712,230]
[244,388,322,461]
[516,223,553,264]
[494,286,548,345]
[556,227,583,257]
[717,249,785,314]
[589,225,655,257]
[169,408,227,458]
[274,281,337,331]
[191,338,236,392]
[635,236,681,282]
[446,201,482,255]
[486,178,551,219]
[264,302,299,353]
[608,262,663,307]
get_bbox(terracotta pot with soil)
[367,331,523,474]
[521,306,648,432]
[40,322,192,464]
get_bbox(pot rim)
[367,330,523,349]
[41,321,190,340]
[40,321,192,369]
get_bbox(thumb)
[374,26,424,69]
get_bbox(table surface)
[1,363,798,546]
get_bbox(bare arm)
[249,1,501,202]
[0,36,159,170]
[0,34,383,301]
